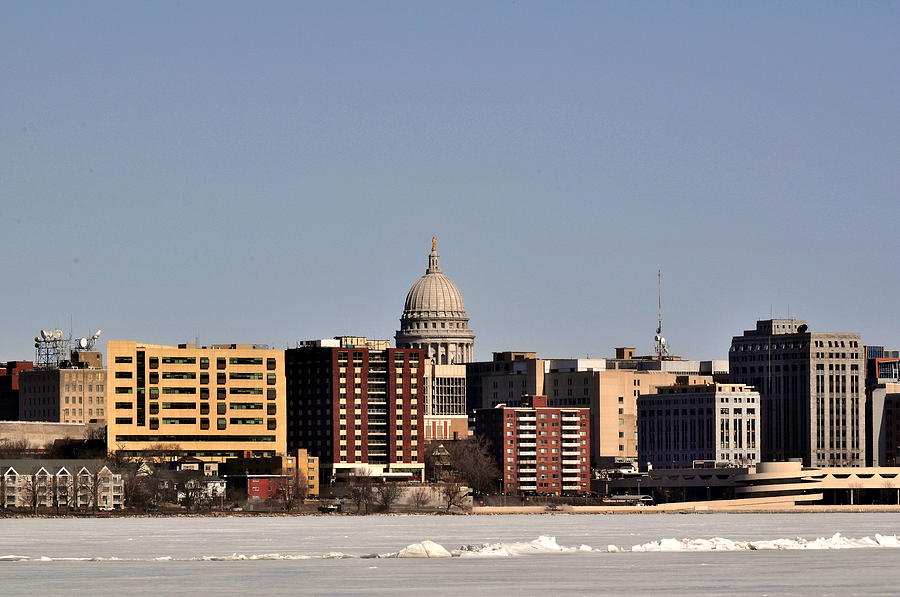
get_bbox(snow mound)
[454,536,595,557]
[615,533,900,553]
[396,540,453,558]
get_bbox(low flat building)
[19,351,107,424]
[106,341,286,462]
[476,395,590,495]
[638,383,760,470]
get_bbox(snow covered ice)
[2,513,900,595]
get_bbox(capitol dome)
[395,239,475,364]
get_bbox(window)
[114,356,133,364]
[266,358,277,371]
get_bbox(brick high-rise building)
[19,352,106,424]
[285,337,425,482]
[729,319,866,467]
[476,395,590,495]
[0,361,33,420]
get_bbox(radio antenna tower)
[654,269,669,360]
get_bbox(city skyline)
[2,3,897,362]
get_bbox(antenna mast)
[654,269,669,360]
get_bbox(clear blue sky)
[1,2,897,362]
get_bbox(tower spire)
[427,237,441,273]
[654,269,669,360]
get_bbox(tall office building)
[106,341,286,461]
[638,383,760,470]
[285,337,426,482]
[395,238,475,364]
[728,319,865,467]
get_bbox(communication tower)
[653,270,669,360]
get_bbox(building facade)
[0,460,123,510]
[866,345,900,466]
[395,239,475,364]
[637,383,760,470]
[423,362,468,441]
[285,337,426,482]
[476,395,591,495]
[19,352,107,424]
[729,319,866,467]
[106,341,286,462]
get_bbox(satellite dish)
[53,329,63,339]
[660,337,667,345]
[798,324,808,334]
[41,330,51,340]
[92,330,102,339]
[79,338,88,349]
[34,336,41,343]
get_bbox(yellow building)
[106,341,286,462]
[283,448,320,498]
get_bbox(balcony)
[562,416,580,422]
[518,468,536,474]
[517,442,536,448]
[518,433,536,439]
[518,459,537,465]
[562,459,581,465]
[517,476,537,482]
[562,442,580,448]
[562,450,580,457]
[562,468,581,474]
[561,433,579,439]
[518,451,536,457]
[517,416,536,422]
[562,485,581,491]
[519,485,536,491]
[561,424,579,430]
[518,424,536,431]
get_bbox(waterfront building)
[106,341,286,462]
[467,351,714,468]
[476,395,590,495]
[395,238,475,364]
[728,319,866,466]
[637,383,760,470]
[0,459,123,510]
[285,337,425,482]
[19,351,106,424]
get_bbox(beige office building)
[423,362,469,441]
[106,341,286,462]
[19,351,107,424]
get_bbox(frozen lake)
[2,513,900,595]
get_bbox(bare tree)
[443,437,500,495]
[22,472,50,514]
[375,483,403,513]
[439,481,469,513]
[278,470,309,512]
[349,470,376,514]
[0,438,31,458]
[409,486,432,510]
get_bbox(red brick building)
[476,395,591,495]
[285,337,425,483]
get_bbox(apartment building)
[19,352,107,424]
[729,319,866,466]
[106,341,286,462]
[0,459,123,510]
[476,395,590,495]
[637,383,760,470]
[285,337,425,482]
